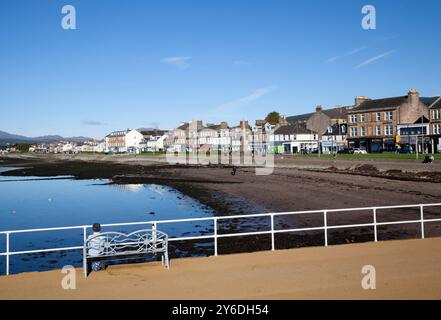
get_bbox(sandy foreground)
[1,237,441,300]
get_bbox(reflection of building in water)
[148,185,168,196]
[109,184,145,193]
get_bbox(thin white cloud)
[216,86,277,112]
[161,56,192,69]
[327,46,367,63]
[355,49,396,69]
[82,120,108,126]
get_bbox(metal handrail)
[1,202,441,275]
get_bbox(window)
[360,114,366,122]
[385,125,393,136]
[433,110,440,120]
[340,125,347,134]
[385,111,393,121]
[350,127,358,137]
[376,125,381,136]
[434,124,441,135]
[376,112,381,121]
[361,127,366,137]
[350,114,358,123]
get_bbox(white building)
[62,143,74,153]
[272,123,318,153]
[125,129,144,151]
[139,129,168,152]
[148,135,167,151]
[93,142,106,153]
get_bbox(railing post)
[323,211,328,247]
[152,222,157,250]
[373,208,378,242]
[83,226,87,278]
[214,218,218,256]
[420,205,425,239]
[6,232,10,276]
[271,214,275,251]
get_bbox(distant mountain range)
[0,130,93,145]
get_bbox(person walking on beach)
[87,223,106,272]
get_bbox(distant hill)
[0,130,93,145]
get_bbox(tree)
[265,111,280,123]
[15,143,31,153]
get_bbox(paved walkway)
[1,238,441,299]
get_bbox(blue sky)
[1,0,440,138]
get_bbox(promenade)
[1,237,441,299]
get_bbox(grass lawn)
[291,153,441,160]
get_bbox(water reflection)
[0,169,215,274]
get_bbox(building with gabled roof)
[105,129,144,153]
[272,123,318,154]
[347,89,438,153]
[287,106,349,137]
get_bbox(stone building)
[105,129,144,153]
[287,105,348,135]
[198,122,230,152]
[429,97,441,153]
[346,89,439,153]
[170,120,204,152]
[286,105,349,153]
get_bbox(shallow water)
[0,168,215,274]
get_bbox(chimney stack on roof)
[315,105,323,112]
[355,96,370,107]
[239,120,249,129]
[408,88,420,107]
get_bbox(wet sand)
[1,237,440,299]
[2,154,441,245]
[2,154,441,214]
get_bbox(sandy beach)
[1,237,440,299]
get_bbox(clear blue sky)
[1,0,440,138]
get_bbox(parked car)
[398,145,414,154]
[337,148,354,154]
[353,148,368,154]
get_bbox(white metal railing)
[1,203,441,276]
